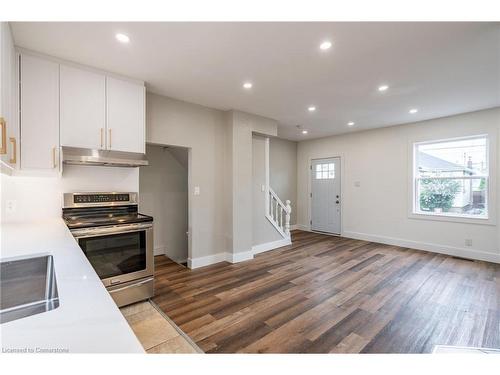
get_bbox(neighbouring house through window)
[413,135,489,219]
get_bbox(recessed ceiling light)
[378,85,389,92]
[308,106,316,112]
[302,130,308,135]
[115,33,130,43]
[409,108,418,114]
[243,82,253,89]
[347,121,355,126]
[319,41,332,50]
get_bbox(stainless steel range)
[63,192,154,307]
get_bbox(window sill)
[408,211,495,226]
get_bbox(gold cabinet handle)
[9,137,16,164]
[52,147,57,168]
[100,128,104,149]
[0,117,6,155]
[108,128,112,149]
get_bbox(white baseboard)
[188,252,227,269]
[290,224,300,231]
[343,230,500,264]
[188,237,293,269]
[252,237,292,255]
[227,250,254,263]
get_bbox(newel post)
[285,200,292,235]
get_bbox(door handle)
[52,147,57,168]
[109,277,154,293]
[9,137,16,164]
[0,117,6,154]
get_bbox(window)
[413,136,489,219]
[315,163,335,179]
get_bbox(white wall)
[1,166,139,223]
[270,137,297,225]
[139,144,188,262]
[297,107,500,263]
[253,135,282,246]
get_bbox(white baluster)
[280,207,283,231]
[269,194,273,219]
[275,198,278,223]
[285,200,291,235]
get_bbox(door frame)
[308,154,345,236]
[142,142,192,266]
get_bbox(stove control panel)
[64,192,138,208]
[74,194,130,204]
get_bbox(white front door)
[311,157,341,234]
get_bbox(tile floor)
[121,300,201,354]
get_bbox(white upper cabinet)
[106,77,145,153]
[20,54,60,170]
[60,65,106,150]
[1,22,19,169]
[15,52,146,169]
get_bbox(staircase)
[265,187,292,239]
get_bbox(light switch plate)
[6,200,17,214]
[194,186,200,196]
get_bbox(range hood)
[62,146,149,167]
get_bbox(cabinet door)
[60,65,105,150]
[1,22,19,168]
[20,54,60,170]
[106,77,145,153]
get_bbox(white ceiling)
[10,22,500,140]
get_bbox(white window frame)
[408,133,497,226]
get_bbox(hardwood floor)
[152,230,500,353]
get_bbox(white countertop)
[0,219,144,353]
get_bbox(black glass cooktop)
[62,205,153,229]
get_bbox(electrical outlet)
[465,238,472,247]
[6,200,17,214]
[194,186,200,196]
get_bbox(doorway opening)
[140,143,189,266]
[310,157,342,235]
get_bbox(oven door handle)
[108,277,154,293]
[71,223,153,238]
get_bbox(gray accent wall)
[146,93,281,263]
[146,93,227,261]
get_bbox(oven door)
[71,223,154,287]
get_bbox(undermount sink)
[0,255,60,324]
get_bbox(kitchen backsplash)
[1,166,139,223]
